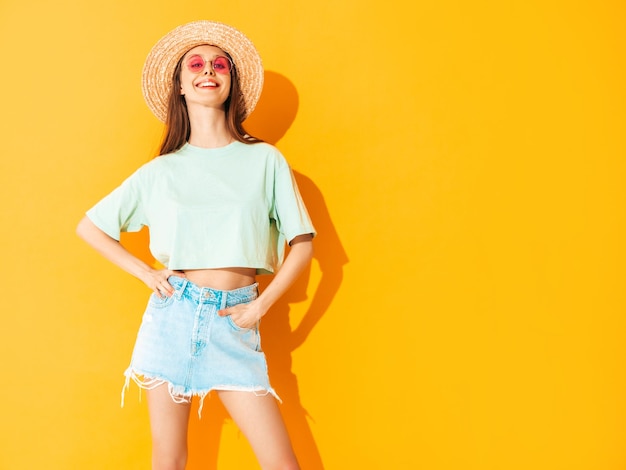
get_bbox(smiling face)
[179,44,232,114]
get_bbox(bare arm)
[218,233,314,328]
[76,216,183,297]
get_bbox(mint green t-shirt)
[86,141,315,274]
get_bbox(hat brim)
[142,20,263,122]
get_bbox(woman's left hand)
[218,300,266,329]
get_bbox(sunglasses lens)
[213,56,232,74]
[187,55,206,73]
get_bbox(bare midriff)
[181,267,257,291]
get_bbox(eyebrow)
[184,53,224,60]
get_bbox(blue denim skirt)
[122,276,278,413]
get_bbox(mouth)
[196,79,218,88]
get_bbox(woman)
[76,20,314,470]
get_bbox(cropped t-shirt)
[86,141,315,274]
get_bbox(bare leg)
[217,391,300,470]
[146,384,192,470]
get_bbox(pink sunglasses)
[185,54,233,75]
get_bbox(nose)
[204,63,215,75]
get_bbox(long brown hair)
[159,51,261,156]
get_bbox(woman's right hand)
[141,268,186,298]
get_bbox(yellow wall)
[1,1,625,468]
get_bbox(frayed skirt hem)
[121,369,281,418]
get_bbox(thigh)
[217,390,299,470]
[146,384,192,469]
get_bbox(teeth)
[198,81,217,87]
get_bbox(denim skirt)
[122,276,278,412]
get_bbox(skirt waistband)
[168,275,259,308]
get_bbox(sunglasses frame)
[185,54,234,75]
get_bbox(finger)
[163,283,175,296]
[218,308,230,317]
[157,279,174,297]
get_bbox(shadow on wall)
[122,71,348,469]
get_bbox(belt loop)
[175,279,188,300]
[220,290,228,310]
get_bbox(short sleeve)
[85,168,147,241]
[271,155,316,245]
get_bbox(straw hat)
[142,20,264,122]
